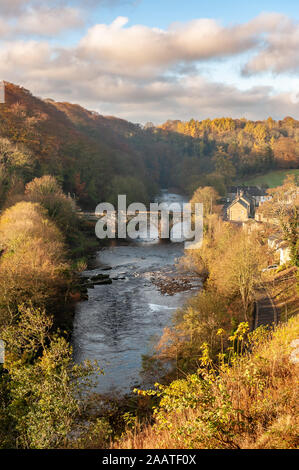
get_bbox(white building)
[267,235,291,265]
[279,243,291,265]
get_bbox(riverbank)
[114,312,299,449]
[73,239,199,395]
[72,191,202,395]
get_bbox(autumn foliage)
[1,82,299,208]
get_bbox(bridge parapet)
[81,210,194,240]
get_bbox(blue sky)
[0,0,298,122]
[93,0,299,27]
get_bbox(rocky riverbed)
[73,192,201,394]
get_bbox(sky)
[0,0,298,123]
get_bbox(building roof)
[228,185,268,197]
[240,195,251,206]
[227,197,250,211]
[243,186,268,196]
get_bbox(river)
[72,192,201,395]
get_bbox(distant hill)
[161,116,299,171]
[0,82,298,208]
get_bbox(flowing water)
[73,192,201,394]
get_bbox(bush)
[25,175,77,237]
[1,305,98,449]
[155,289,235,374]
[116,316,299,449]
[0,201,69,325]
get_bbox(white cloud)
[0,0,28,16]
[0,40,51,71]
[77,16,258,77]
[0,0,127,16]
[17,7,84,35]
[76,13,299,78]
[243,15,299,74]
[0,1,129,36]
[0,11,298,122]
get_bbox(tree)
[265,175,299,266]
[0,138,33,206]
[25,175,77,237]
[209,232,269,321]
[190,186,219,217]
[0,201,68,325]
[212,146,236,185]
[156,290,232,372]
[107,175,148,206]
[272,138,298,168]
[1,305,99,449]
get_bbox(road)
[254,283,278,329]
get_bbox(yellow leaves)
[0,200,69,315]
[38,354,56,376]
[133,387,160,398]
[199,342,213,369]
[190,186,219,217]
[229,322,249,343]
[217,352,225,363]
[0,201,63,252]
[3,355,23,374]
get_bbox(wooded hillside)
[0,83,298,208]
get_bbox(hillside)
[115,311,299,449]
[161,117,299,183]
[239,169,299,187]
[0,82,298,209]
[0,83,160,207]
[1,82,212,207]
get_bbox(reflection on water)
[73,193,198,394]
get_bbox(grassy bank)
[115,311,299,449]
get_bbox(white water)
[73,192,200,394]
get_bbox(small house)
[227,185,270,207]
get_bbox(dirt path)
[254,267,298,329]
[254,283,278,329]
